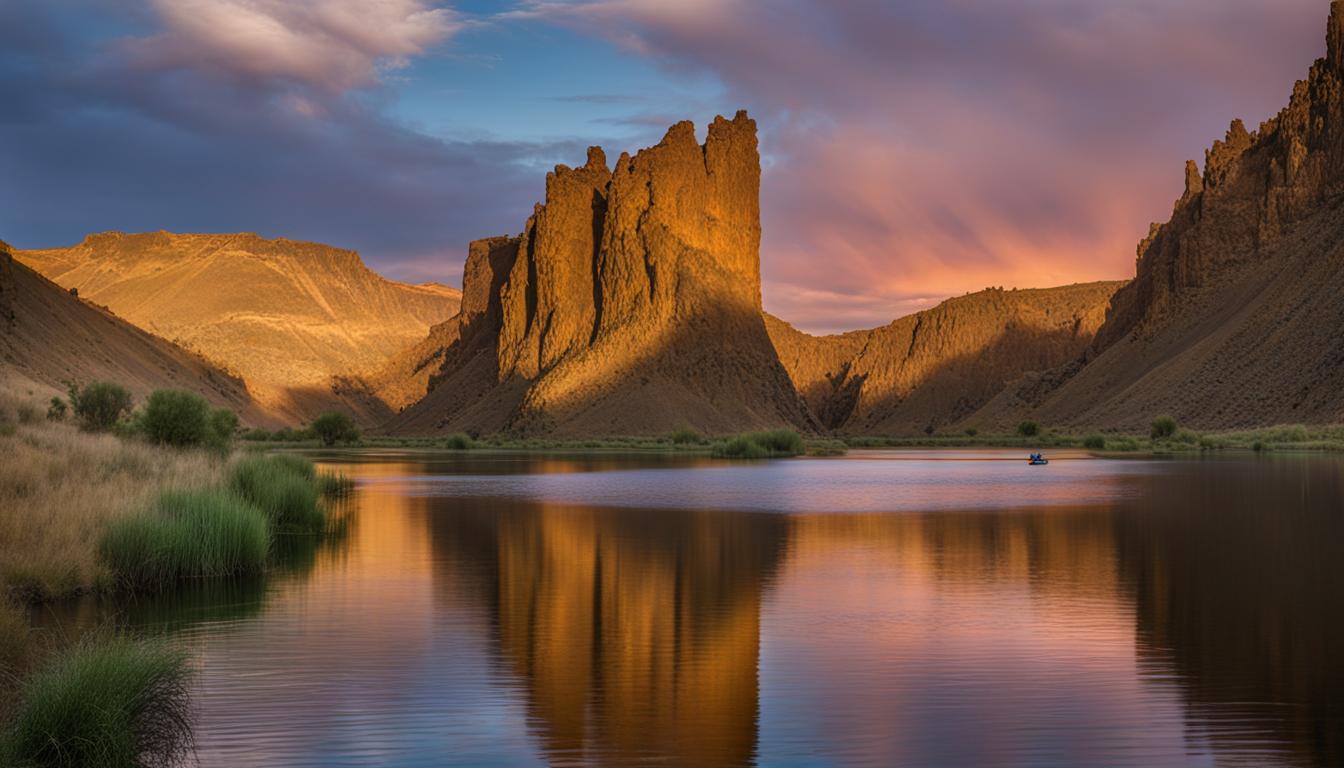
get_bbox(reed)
[227,454,323,533]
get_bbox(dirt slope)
[767,283,1121,434]
[973,2,1344,431]
[17,231,460,424]
[0,240,274,425]
[385,113,814,436]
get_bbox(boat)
[1028,453,1049,466]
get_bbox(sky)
[0,0,1328,333]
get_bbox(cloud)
[514,0,1326,331]
[129,0,461,93]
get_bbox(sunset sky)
[0,0,1326,332]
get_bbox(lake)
[34,450,1344,766]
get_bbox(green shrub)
[99,489,269,588]
[140,389,210,447]
[711,429,805,459]
[240,428,272,441]
[443,432,474,450]
[964,427,978,437]
[1016,421,1040,437]
[228,455,323,532]
[1150,415,1178,439]
[68,382,133,432]
[5,636,192,768]
[311,412,358,447]
[1252,440,1266,453]
[712,435,769,459]
[46,397,67,422]
[1172,429,1200,445]
[1083,434,1106,450]
[669,428,701,445]
[208,408,239,448]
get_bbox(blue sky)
[0,0,1327,332]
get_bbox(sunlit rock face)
[974,1,1344,430]
[389,112,816,436]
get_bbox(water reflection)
[53,451,1344,766]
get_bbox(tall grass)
[228,454,323,533]
[99,489,269,590]
[3,636,192,768]
[712,429,805,459]
[0,393,222,600]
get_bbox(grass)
[842,423,1344,454]
[0,393,223,601]
[227,454,324,533]
[711,429,806,459]
[2,636,192,768]
[99,489,269,590]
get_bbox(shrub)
[711,429,805,459]
[140,389,210,447]
[1150,415,1178,439]
[207,408,239,450]
[99,488,269,588]
[669,428,701,445]
[964,427,978,437]
[1172,429,1200,445]
[46,397,67,422]
[228,454,323,532]
[311,412,358,447]
[1083,434,1106,450]
[443,432,474,450]
[69,381,133,432]
[5,637,192,768]
[1016,421,1040,437]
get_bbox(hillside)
[0,239,274,425]
[17,231,460,424]
[385,113,815,436]
[973,2,1344,432]
[767,282,1122,434]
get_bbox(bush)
[711,429,805,459]
[1150,416,1178,439]
[207,408,239,450]
[669,428,701,445]
[69,381,133,432]
[311,412,358,447]
[99,488,269,588]
[228,454,323,532]
[140,389,211,447]
[46,397,67,422]
[1016,421,1040,437]
[964,427,978,437]
[1083,434,1106,450]
[443,432,474,450]
[5,637,192,768]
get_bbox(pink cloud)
[517,0,1325,332]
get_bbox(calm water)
[36,450,1344,766]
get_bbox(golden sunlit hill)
[17,231,460,425]
[766,281,1122,434]
[0,239,273,424]
[974,5,1344,432]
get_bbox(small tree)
[208,408,239,450]
[311,412,358,447]
[141,389,211,446]
[1016,420,1040,438]
[68,381,132,432]
[46,397,67,421]
[1150,416,1178,440]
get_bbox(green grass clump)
[4,637,192,768]
[711,429,805,459]
[1082,434,1106,450]
[99,489,269,589]
[669,428,702,445]
[443,433,475,450]
[1150,415,1178,439]
[1016,421,1040,437]
[228,455,323,533]
[316,472,354,498]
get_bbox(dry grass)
[0,392,222,601]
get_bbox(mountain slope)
[385,113,815,436]
[766,282,1122,434]
[0,240,273,425]
[973,2,1344,431]
[17,231,460,423]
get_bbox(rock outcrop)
[0,240,273,424]
[767,283,1122,434]
[973,2,1344,430]
[17,232,461,424]
[387,112,815,436]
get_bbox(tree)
[141,389,210,446]
[68,381,132,431]
[311,412,358,447]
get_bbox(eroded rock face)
[975,1,1344,430]
[389,112,815,436]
